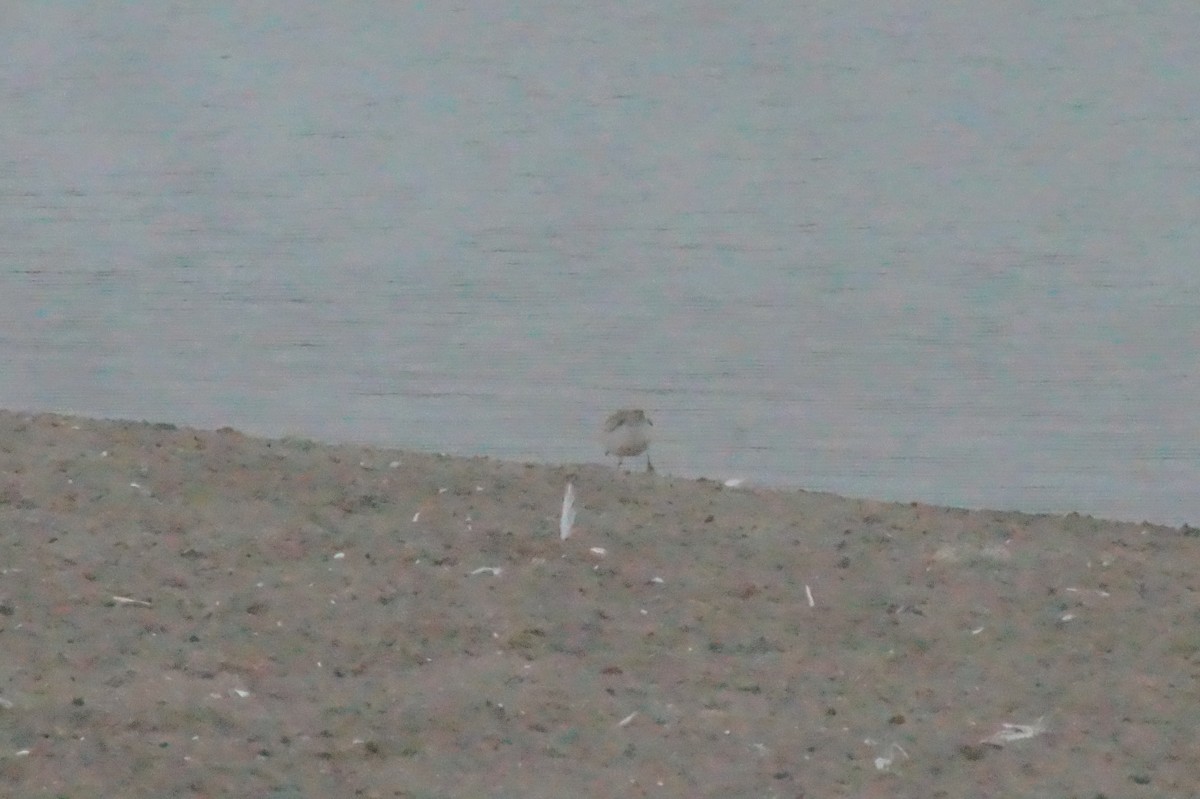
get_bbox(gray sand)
[0,410,1195,797]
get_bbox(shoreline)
[1,408,1196,795]
[2,408,1185,532]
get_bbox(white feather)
[560,481,576,540]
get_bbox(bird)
[602,409,653,472]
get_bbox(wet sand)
[0,410,1197,797]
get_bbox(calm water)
[3,2,1199,524]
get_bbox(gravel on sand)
[0,410,1196,797]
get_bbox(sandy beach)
[0,409,1197,797]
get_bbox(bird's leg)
[646,455,654,473]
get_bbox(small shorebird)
[602,409,653,472]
